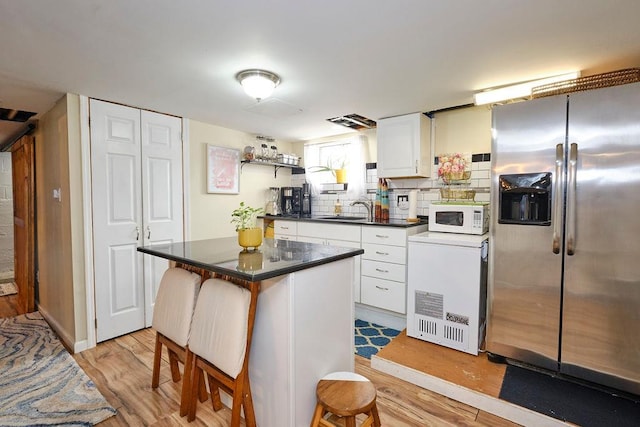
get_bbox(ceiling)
[1,1,640,145]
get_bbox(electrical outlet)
[397,195,409,210]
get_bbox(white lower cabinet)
[295,222,362,302]
[360,276,407,314]
[360,225,428,314]
[274,220,297,241]
[271,219,427,314]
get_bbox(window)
[304,135,369,197]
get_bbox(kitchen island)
[138,237,363,427]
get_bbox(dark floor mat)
[499,365,640,426]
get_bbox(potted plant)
[231,202,265,250]
[309,157,348,183]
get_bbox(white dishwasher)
[406,231,488,355]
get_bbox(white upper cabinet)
[376,112,431,178]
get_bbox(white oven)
[428,202,489,235]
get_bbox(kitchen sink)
[318,216,367,221]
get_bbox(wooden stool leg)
[168,348,181,382]
[230,377,244,427]
[198,370,208,402]
[242,376,257,427]
[371,402,381,426]
[151,333,162,389]
[187,359,201,422]
[345,416,357,427]
[207,373,223,411]
[310,403,325,427]
[180,349,194,417]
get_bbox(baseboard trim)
[355,303,406,331]
[37,305,80,353]
[371,355,569,427]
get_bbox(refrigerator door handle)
[566,143,578,255]
[552,143,564,254]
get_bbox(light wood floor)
[71,327,518,427]
[0,298,518,426]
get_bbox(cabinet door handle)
[375,268,389,273]
[147,226,151,239]
[281,226,289,230]
[375,251,389,256]
[135,226,140,241]
[375,234,389,239]
[375,285,389,291]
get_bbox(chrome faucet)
[350,199,374,222]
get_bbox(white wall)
[187,119,294,239]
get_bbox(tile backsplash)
[291,153,492,220]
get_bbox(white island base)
[220,258,355,426]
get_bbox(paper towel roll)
[408,190,418,221]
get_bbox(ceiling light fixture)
[473,72,580,105]
[236,69,281,102]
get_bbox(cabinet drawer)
[361,243,406,264]
[361,226,406,247]
[274,234,296,241]
[361,259,405,282]
[361,276,406,314]
[298,222,361,242]
[274,220,297,236]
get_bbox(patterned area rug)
[0,281,17,297]
[0,312,116,426]
[354,319,401,359]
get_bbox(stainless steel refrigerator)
[487,82,640,395]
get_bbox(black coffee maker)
[301,183,312,217]
[281,187,302,216]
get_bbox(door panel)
[140,110,183,326]
[91,99,144,342]
[107,154,138,222]
[109,244,140,312]
[10,135,35,314]
[487,95,566,370]
[561,82,640,394]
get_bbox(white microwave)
[429,202,489,235]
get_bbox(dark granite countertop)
[138,236,363,282]
[261,215,428,228]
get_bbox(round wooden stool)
[310,372,381,427]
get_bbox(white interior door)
[141,110,184,326]
[90,99,144,342]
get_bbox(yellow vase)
[335,168,347,183]
[238,250,264,271]
[238,227,263,250]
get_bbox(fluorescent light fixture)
[474,72,580,105]
[236,69,281,101]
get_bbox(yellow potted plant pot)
[231,202,265,250]
[238,227,263,250]
[334,168,347,184]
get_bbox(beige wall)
[66,94,87,343]
[35,94,85,346]
[433,105,492,155]
[33,100,489,350]
[187,119,293,240]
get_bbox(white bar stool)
[185,276,260,427]
[151,267,203,415]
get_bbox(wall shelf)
[241,159,305,178]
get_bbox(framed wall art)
[206,144,240,194]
